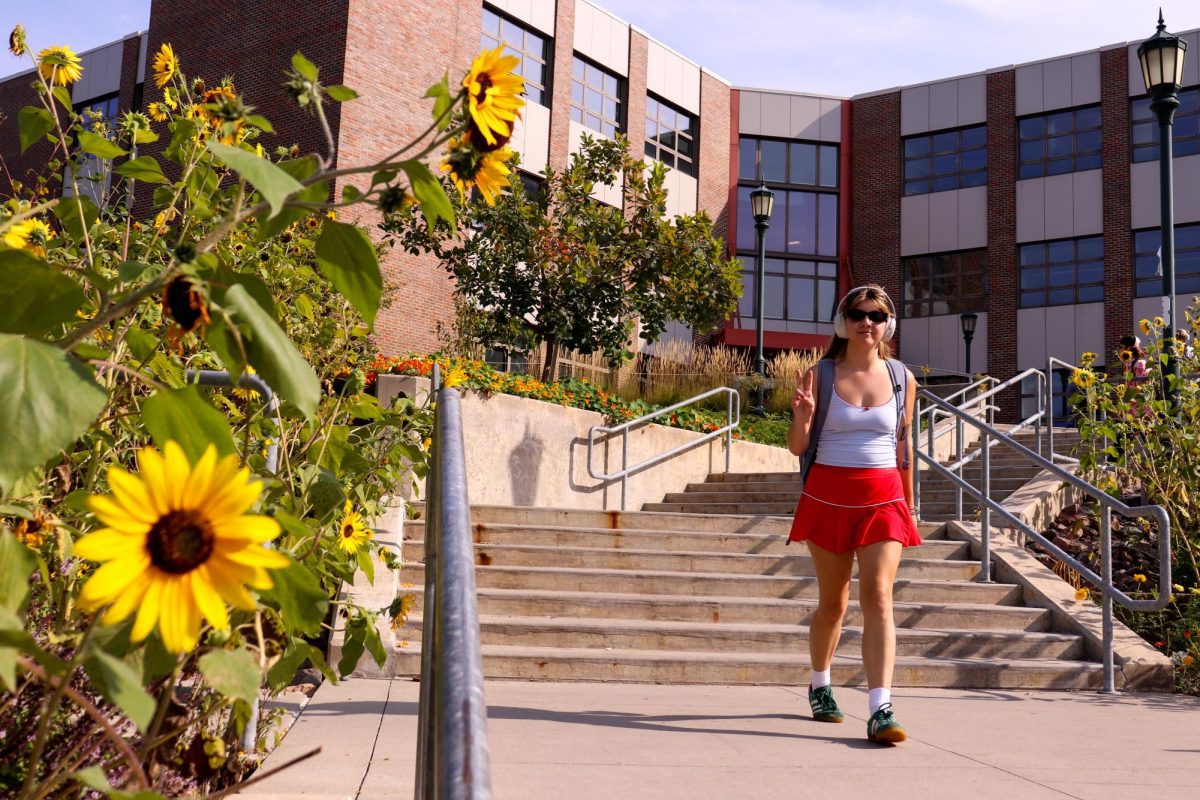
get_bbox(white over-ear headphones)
[833,285,897,342]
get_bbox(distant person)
[786,284,919,745]
[1175,328,1194,360]
[1119,334,1149,380]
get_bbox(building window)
[902,125,987,195]
[902,250,988,318]
[1017,105,1102,180]
[736,187,837,258]
[644,94,696,177]
[569,56,622,138]
[481,6,550,106]
[1131,88,1200,163]
[1018,236,1104,307]
[74,93,120,133]
[1133,223,1200,297]
[738,136,838,188]
[738,257,837,323]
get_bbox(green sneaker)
[867,703,907,744]
[807,684,844,723]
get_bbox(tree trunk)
[541,339,560,383]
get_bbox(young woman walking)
[786,284,920,744]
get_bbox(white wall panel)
[1016,171,1102,242]
[739,91,841,143]
[899,317,931,366]
[928,191,958,253]
[1043,173,1075,240]
[1072,170,1103,236]
[645,40,700,113]
[1015,63,1044,117]
[758,92,791,137]
[791,95,822,140]
[663,170,697,218]
[958,186,988,249]
[900,187,987,255]
[957,74,986,126]
[1130,155,1200,229]
[818,98,842,142]
[1042,57,1073,110]
[574,0,628,76]
[900,84,929,136]
[1071,52,1101,106]
[928,80,958,131]
[900,194,929,256]
[511,101,551,177]
[490,0,556,35]
[1016,53,1100,115]
[1133,295,1200,333]
[1016,307,1048,370]
[738,91,761,132]
[1016,304,1103,369]
[914,313,988,374]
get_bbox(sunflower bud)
[377,184,415,215]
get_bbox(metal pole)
[415,364,441,799]
[752,220,768,416]
[955,418,963,520]
[621,428,628,511]
[979,433,991,583]
[963,332,973,377]
[1100,505,1117,694]
[1153,90,1181,410]
[725,390,732,474]
[911,400,921,519]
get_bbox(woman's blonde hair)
[822,284,895,362]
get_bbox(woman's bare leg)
[806,540,855,672]
[856,540,903,688]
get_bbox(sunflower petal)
[136,447,169,510]
[74,527,144,562]
[212,514,280,544]
[131,577,165,642]
[106,467,161,523]
[205,559,258,609]
[158,579,184,652]
[192,565,230,631]
[87,495,153,535]
[78,554,149,608]
[221,545,290,569]
[101,572,151,625]
[163,442,191,510]
[183,445,219,509]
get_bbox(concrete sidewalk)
[239,679,1200,800]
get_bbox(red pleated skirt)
[788,464,922,554]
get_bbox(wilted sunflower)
[9,24,26,57]
[12,508,56,549]
[336,500,371,554]
[152,42,178,89]
[441,135,514,206]
[148,101,169,122]
[75,443,288,653]
[162,276,210,347]
[3,218,53,257]
[37,45,82,86]
[462,45,525,147]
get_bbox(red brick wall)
[698,71,731,240]
[0,70,52,197]
[625,31,648,170]
[850,90,902,343]
[985,69,1019,418]
[1101,46,1133,365]
[117,35,143,123]
[546,0,577,174]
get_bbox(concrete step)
[377,645,1105,689]
[641,502,797,515]
[398,563,1020,604]
[400,587,1053,631]
[684,480,806,494]
[425,505,796,534]
[706,472,802,484]
[662,491,805,504]
[404,521,960,557]
[401,541,982,581]
[398,615,1084,660]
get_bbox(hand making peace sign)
[792,368,815,419]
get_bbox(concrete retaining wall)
[377,375,799,512]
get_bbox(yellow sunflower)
[336,501,371,554]
[152,43,178,89]
[462,45,525,147]
[441,136,514,206]
[1071,368,1096,390]
[1139,318,1151,336]
[1074,587,1089,601]
[37,45,83,86]
[148,102,169,122]
[1080,351,1097,368]
[75,442,288,653]
[3,218,53,258]
[232,365,260,401]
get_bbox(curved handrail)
[586,386,740,510]
[915,388,1172,693]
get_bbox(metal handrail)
[914,389,1172,694]
[415,365,492,799]
[1047,356,1086,465]
[586,386,740,510]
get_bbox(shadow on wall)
[509,422,545,506]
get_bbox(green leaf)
[164,118,198,164]
[260,560,328,637]
[124,327,158,362]
[71,342,108,361]
[0,250,86,335]
[76,130,128,159]
[0,530,36,614]
[325,84,359,102]
[244,114,274,133]
[74,765,167,800]
[266,639,312,691]
[291,52,318,81]
[401,160,455,231]
[142,385,237,461]
[255,158,326,241]
[52,194,100,242]
[199,648,261,705]
[0,607,68,676]
[315,222,382,329]
[341,184,362,203]
[425,72,452,130]
[0,334,105,495]
[83,650,156,732]
[18,106,54,153]
[295,294,315,322]
[356,546,375,586]
[51,86,72,111]
[208,142,304,220]
[114,155,168,184]
[185,163,219,206]
[133,127,160,145]
[220,285,320,416]
[211,267,278,322]
[118,260,151,283]
[337,619,366,678]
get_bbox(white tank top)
[813,386,899,468]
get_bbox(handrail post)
[955,417,964,520]
[1047,365,1056,461]
[1100,506,1117,694]
[621,428,629,511]
[912,397,921,518]
[979,431,992,583]
[415,364,440,799]
[725,389,732,474]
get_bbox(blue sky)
[4,1,1199,95]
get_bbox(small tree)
[388,134,741,382]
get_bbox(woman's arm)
[898,370,918,510]
[787,366,819,456]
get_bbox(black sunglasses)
[843,309,890,324]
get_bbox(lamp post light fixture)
[960,309,978,377]
[749,181,775,416]
[1138,10,1188,408]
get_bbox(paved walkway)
[239,679,1200,800]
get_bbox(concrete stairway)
[641,428,1082,523]
[386,505,1104,689]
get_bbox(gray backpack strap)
[800,359,836,482]
[887,358,910,470]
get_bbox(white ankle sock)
[810,669,831,689]
[869,688,891,714]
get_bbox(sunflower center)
[475,74,493,104]
[342,523,355,538]
[148,510,215,574]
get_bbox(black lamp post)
[749,181,775,416]
[1139,11,1188,408]
[960,310,978,377]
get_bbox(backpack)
[799,357,910,483]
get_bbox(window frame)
[1133,222,1200,298]
[736,256,838,324]
[901,249,989,319]
[1017,235,1105,308]
[737,135,839,188]
[901,124,988,196]
[569,54,625,138]
[643,92,697,177]
[1016,104,1103,180]
[1130,87,1200,163]
[481,4,552,107]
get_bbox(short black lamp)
[1138,10,1188,409]
[749,182,775,415]
[960,309,978,377]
